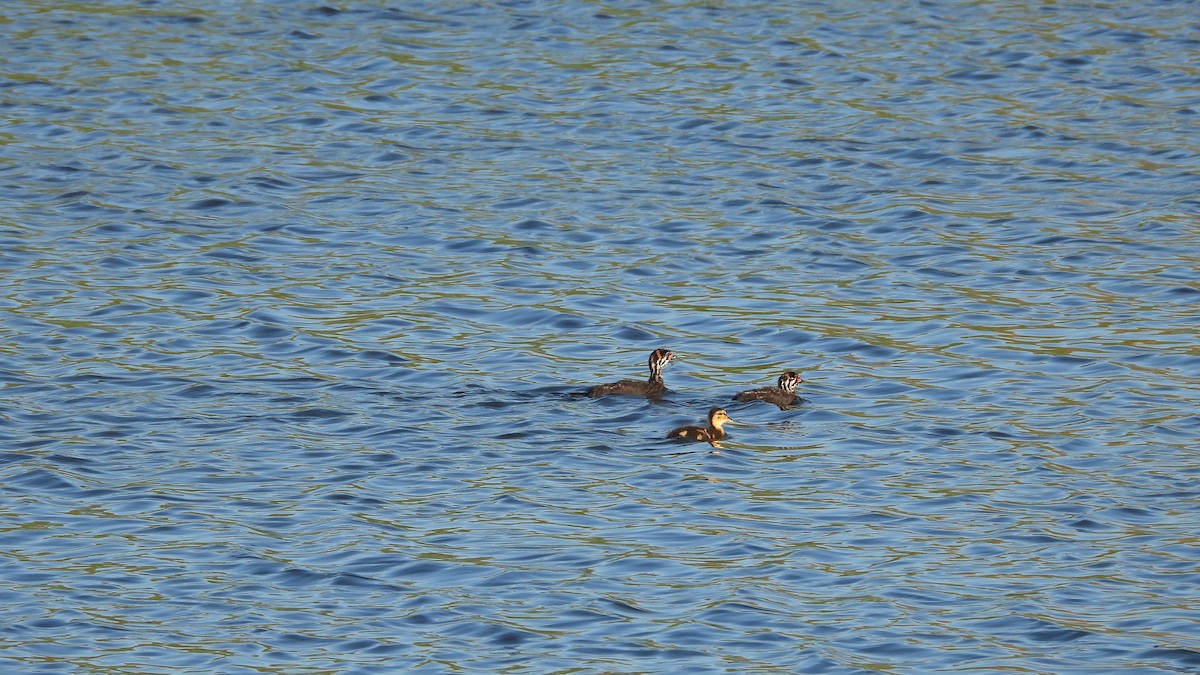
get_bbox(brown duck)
[587,348,675,399]
[667,407,733,444]
[732,371,803,409]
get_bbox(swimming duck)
[667,407,733,444]
[587,348,675,398]
[732,371,803,409]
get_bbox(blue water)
[2,1,1199,673]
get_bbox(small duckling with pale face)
[667,407,733,444]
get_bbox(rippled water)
[2,1,1199,672]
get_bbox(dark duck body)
[732,371,803,409]
[668,407,733,444]
[587,348,675,399]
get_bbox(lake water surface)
[2,1,1198,673]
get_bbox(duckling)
[732,371,803,409]
[667,407,733,444]
[587,348,675,399]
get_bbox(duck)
[587,348,675,399]
[732,371,803,409]
[667,407,733,444]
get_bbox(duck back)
[588,379,667,398]
[667,424,725,442]
[732,388,799,407]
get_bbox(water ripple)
[1,0,1198,673]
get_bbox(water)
[2,1,1198,672]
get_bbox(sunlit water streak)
[1,1,1198,673]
